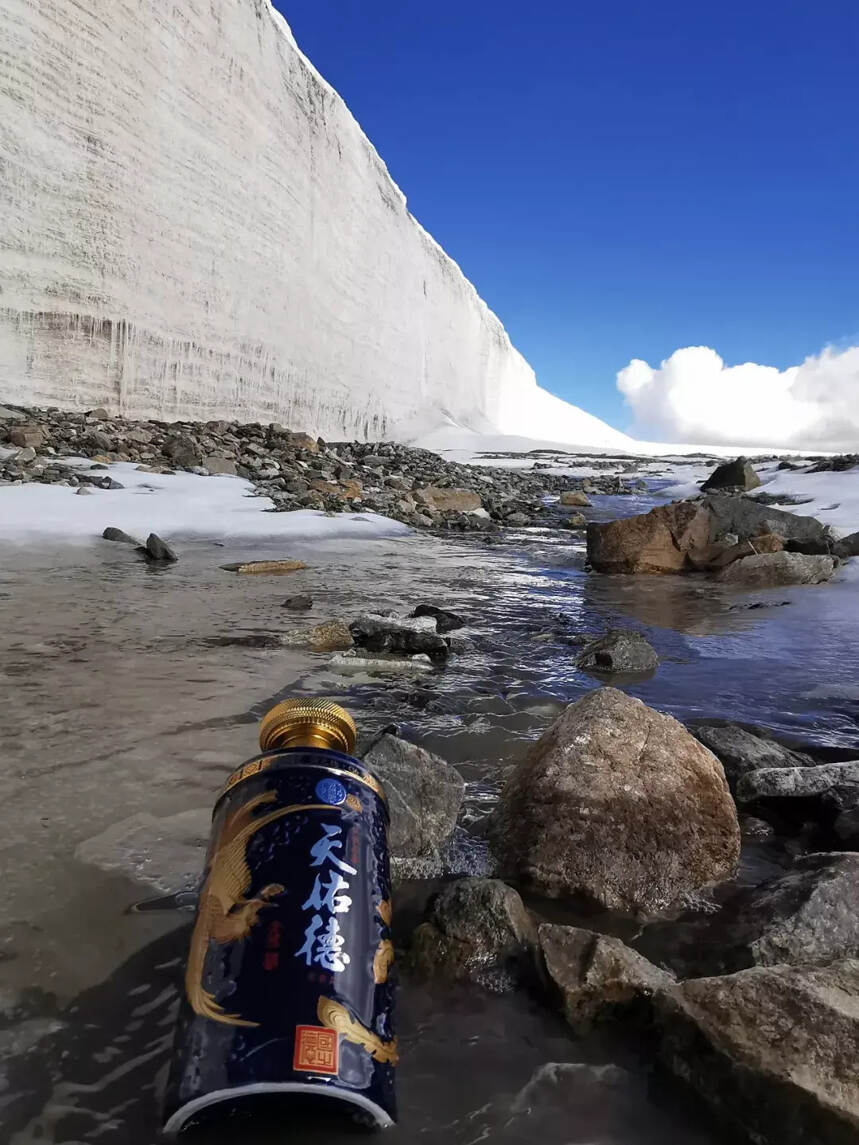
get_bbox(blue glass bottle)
[163,699,396,1135]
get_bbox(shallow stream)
[2,483,857,1143]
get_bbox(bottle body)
[163,745,396,1135]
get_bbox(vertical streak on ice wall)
[0,0,536,438]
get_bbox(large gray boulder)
[701,457,761,492]
[539,923,673,1029]
[716,551,835,587]
[714,853,859,971]
[493,688,740,915]
[834,531,859,559]
[576,629,658,675]
[690,722,816,788]
[835,797,859,849]
[363,733,465,857]
[704,493,833,551]
[737,760,859,805]
[408,878,536,992]
[656,960,859,1145]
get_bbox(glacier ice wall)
[0,0,627,446]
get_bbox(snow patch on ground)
[0,462,409,545]
[756,469,859,537]
[413,424,825,461]
[661,463,859,537]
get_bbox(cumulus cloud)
[617,344,859,450]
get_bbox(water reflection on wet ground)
[1,493,856,1143]
[3,924,720,1145]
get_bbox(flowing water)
[2,485,857,1144]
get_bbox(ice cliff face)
[0,0,629,447]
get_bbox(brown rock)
[287,432,319,453]
[280,620,354,652]
[204,455,238,476]
[560,491,592,507]
[539,923,674,1028]
[716,551,835,587]
[656,960,859,1145]
[309,478,341,497]
[221,559,307,574]
[692,532,784,570]
[306,477,362,501]
[586,500,712,574]
[588,495,831,576]
[416,487,482,513]
[341,478,362,500]
[493,688,739,915]
[7,424,45,449]
[123,427,154,445]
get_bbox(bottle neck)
[270,728,348,751]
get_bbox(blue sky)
[276,0,858,435]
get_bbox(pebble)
[281,594,314,610]
[221,559,306,574]
[103,526,140,545]
[145,533,178,562]
[328,650,435,676]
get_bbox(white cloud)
[617,344,859,450]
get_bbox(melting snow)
[0,461,409,546]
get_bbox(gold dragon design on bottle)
[185,792,328,1027]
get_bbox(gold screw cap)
[259,698,357,753]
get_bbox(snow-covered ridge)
[0,0,627,450]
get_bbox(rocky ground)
[0,403,652,532]
[384,688,859,1145]
[73,681,859,1144]
[4,405,859,1144]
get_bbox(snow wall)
[0,0,629,447]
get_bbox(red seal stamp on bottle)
[293,1025,339,1075]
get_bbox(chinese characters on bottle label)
[295,822,357,973]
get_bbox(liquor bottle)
[163,699,396,1135]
